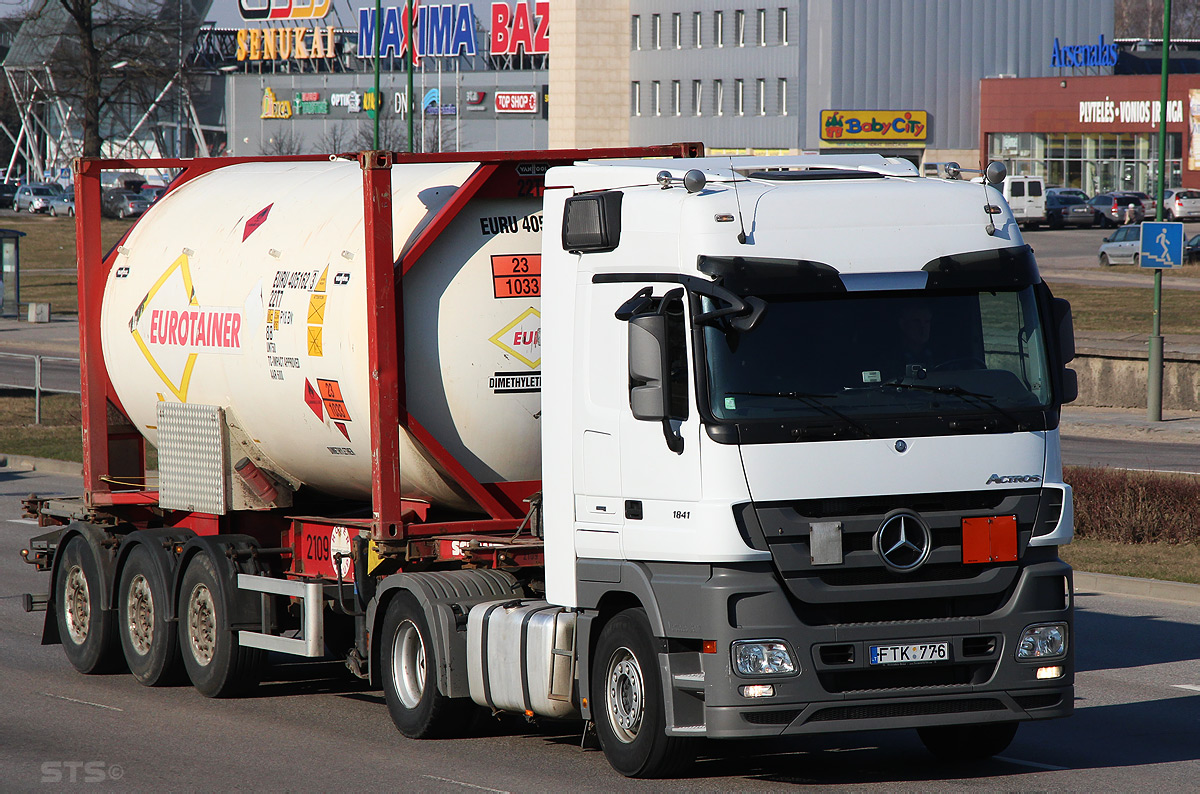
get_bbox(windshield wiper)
[877,381,1030,431]
[725,390,874,439]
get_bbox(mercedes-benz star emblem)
[874,512,932,572]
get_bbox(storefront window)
[986,132,1182,194]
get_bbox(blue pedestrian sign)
[1140,222,1184,269]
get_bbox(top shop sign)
[356,1,549,60]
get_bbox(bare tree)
[1116,0,1200,40]
[6,0,206,159]
[258,127,305,156]
[313,124,356,156]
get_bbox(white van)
[1003,175,1046,229]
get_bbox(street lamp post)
[1148,0,1172,421]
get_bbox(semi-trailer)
[21,146,1076,777]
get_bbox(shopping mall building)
[11,1,1194,193]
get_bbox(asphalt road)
[1062,434,1200,474]
[2,470,1199,791]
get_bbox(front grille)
[743,709,803,725]
[818,661,996,693]
[752,489,1047,626]
[788,490,1032,520]
[806,698,1004,723]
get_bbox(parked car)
[1046,194,1096,228]
[100,188,151,219]
[13,184,57,213]
[48,194,74,217]
[1163,189,1200,221]
[1087,192,1144,227]
[1046,186,1090,202]
[140,184,167,203]
[1098,224,1142,266]
[0,182,17,205]
[1187,233,1200,264]
[1124,191,1156,217]
[1001,175,1046,229]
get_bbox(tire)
[1133,253,1140,267]
[49,205,57,217]
[380,592,471,739]
[54,534,122,674]
[592,609,695,778]
[178,552,261,697]
[918,722,1018,761]
[117,207,126,219]
[118,544,184,686]
[1099,253,1110,267]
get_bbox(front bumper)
[656,559,1073,739]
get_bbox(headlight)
[733,640,797,676]
[1016,623,1068,660]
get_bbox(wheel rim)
[186,583,216,666]
[125,574,155,656]
[604,646,645,743]
[390,619,426,709]
[63,564,91,644]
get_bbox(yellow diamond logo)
[489,307,541,369]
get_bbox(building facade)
[628,0,1116,169]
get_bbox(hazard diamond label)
[489,307,541,369]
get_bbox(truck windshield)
[701,284,1054,438]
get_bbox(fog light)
[1036,665,1064,680]
[1016,623,1068,659]
[740,684,775,698]
[733,640,797,676]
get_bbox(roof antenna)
[944,161,1007,236]
[729,157,748,244]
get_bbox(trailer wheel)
[178,552,261,697]
[381,593,470,739]
[917,722,1018,761]
[54,535,122,674]
[592,609,695,778]
[118,544,184,686]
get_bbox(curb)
[1074,571,1200,605]
[0,454,82,477]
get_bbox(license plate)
[869,642,950,665]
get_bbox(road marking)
[41,692,124,712]
[421,775,509,793]
[1172,684,1200,693]
[7,518,38,524]
[995,756,1068,771]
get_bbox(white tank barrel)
[100,160,544,512]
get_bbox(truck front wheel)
[381,593,470,739]
[592,609,695,778]
[178,552,261,697]
[917,721,1018,761]
[54,535,121,674]
[118,544,183,686]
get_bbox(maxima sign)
[358,2,549,59]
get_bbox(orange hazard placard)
[491,254,541,298]
[316,378,352,422]
[961,515,1018,564]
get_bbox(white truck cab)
[540,154,1075,775]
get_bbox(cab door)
[614,287,702,561]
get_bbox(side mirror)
[1060,367,1078,404]
[629,314,668,421]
